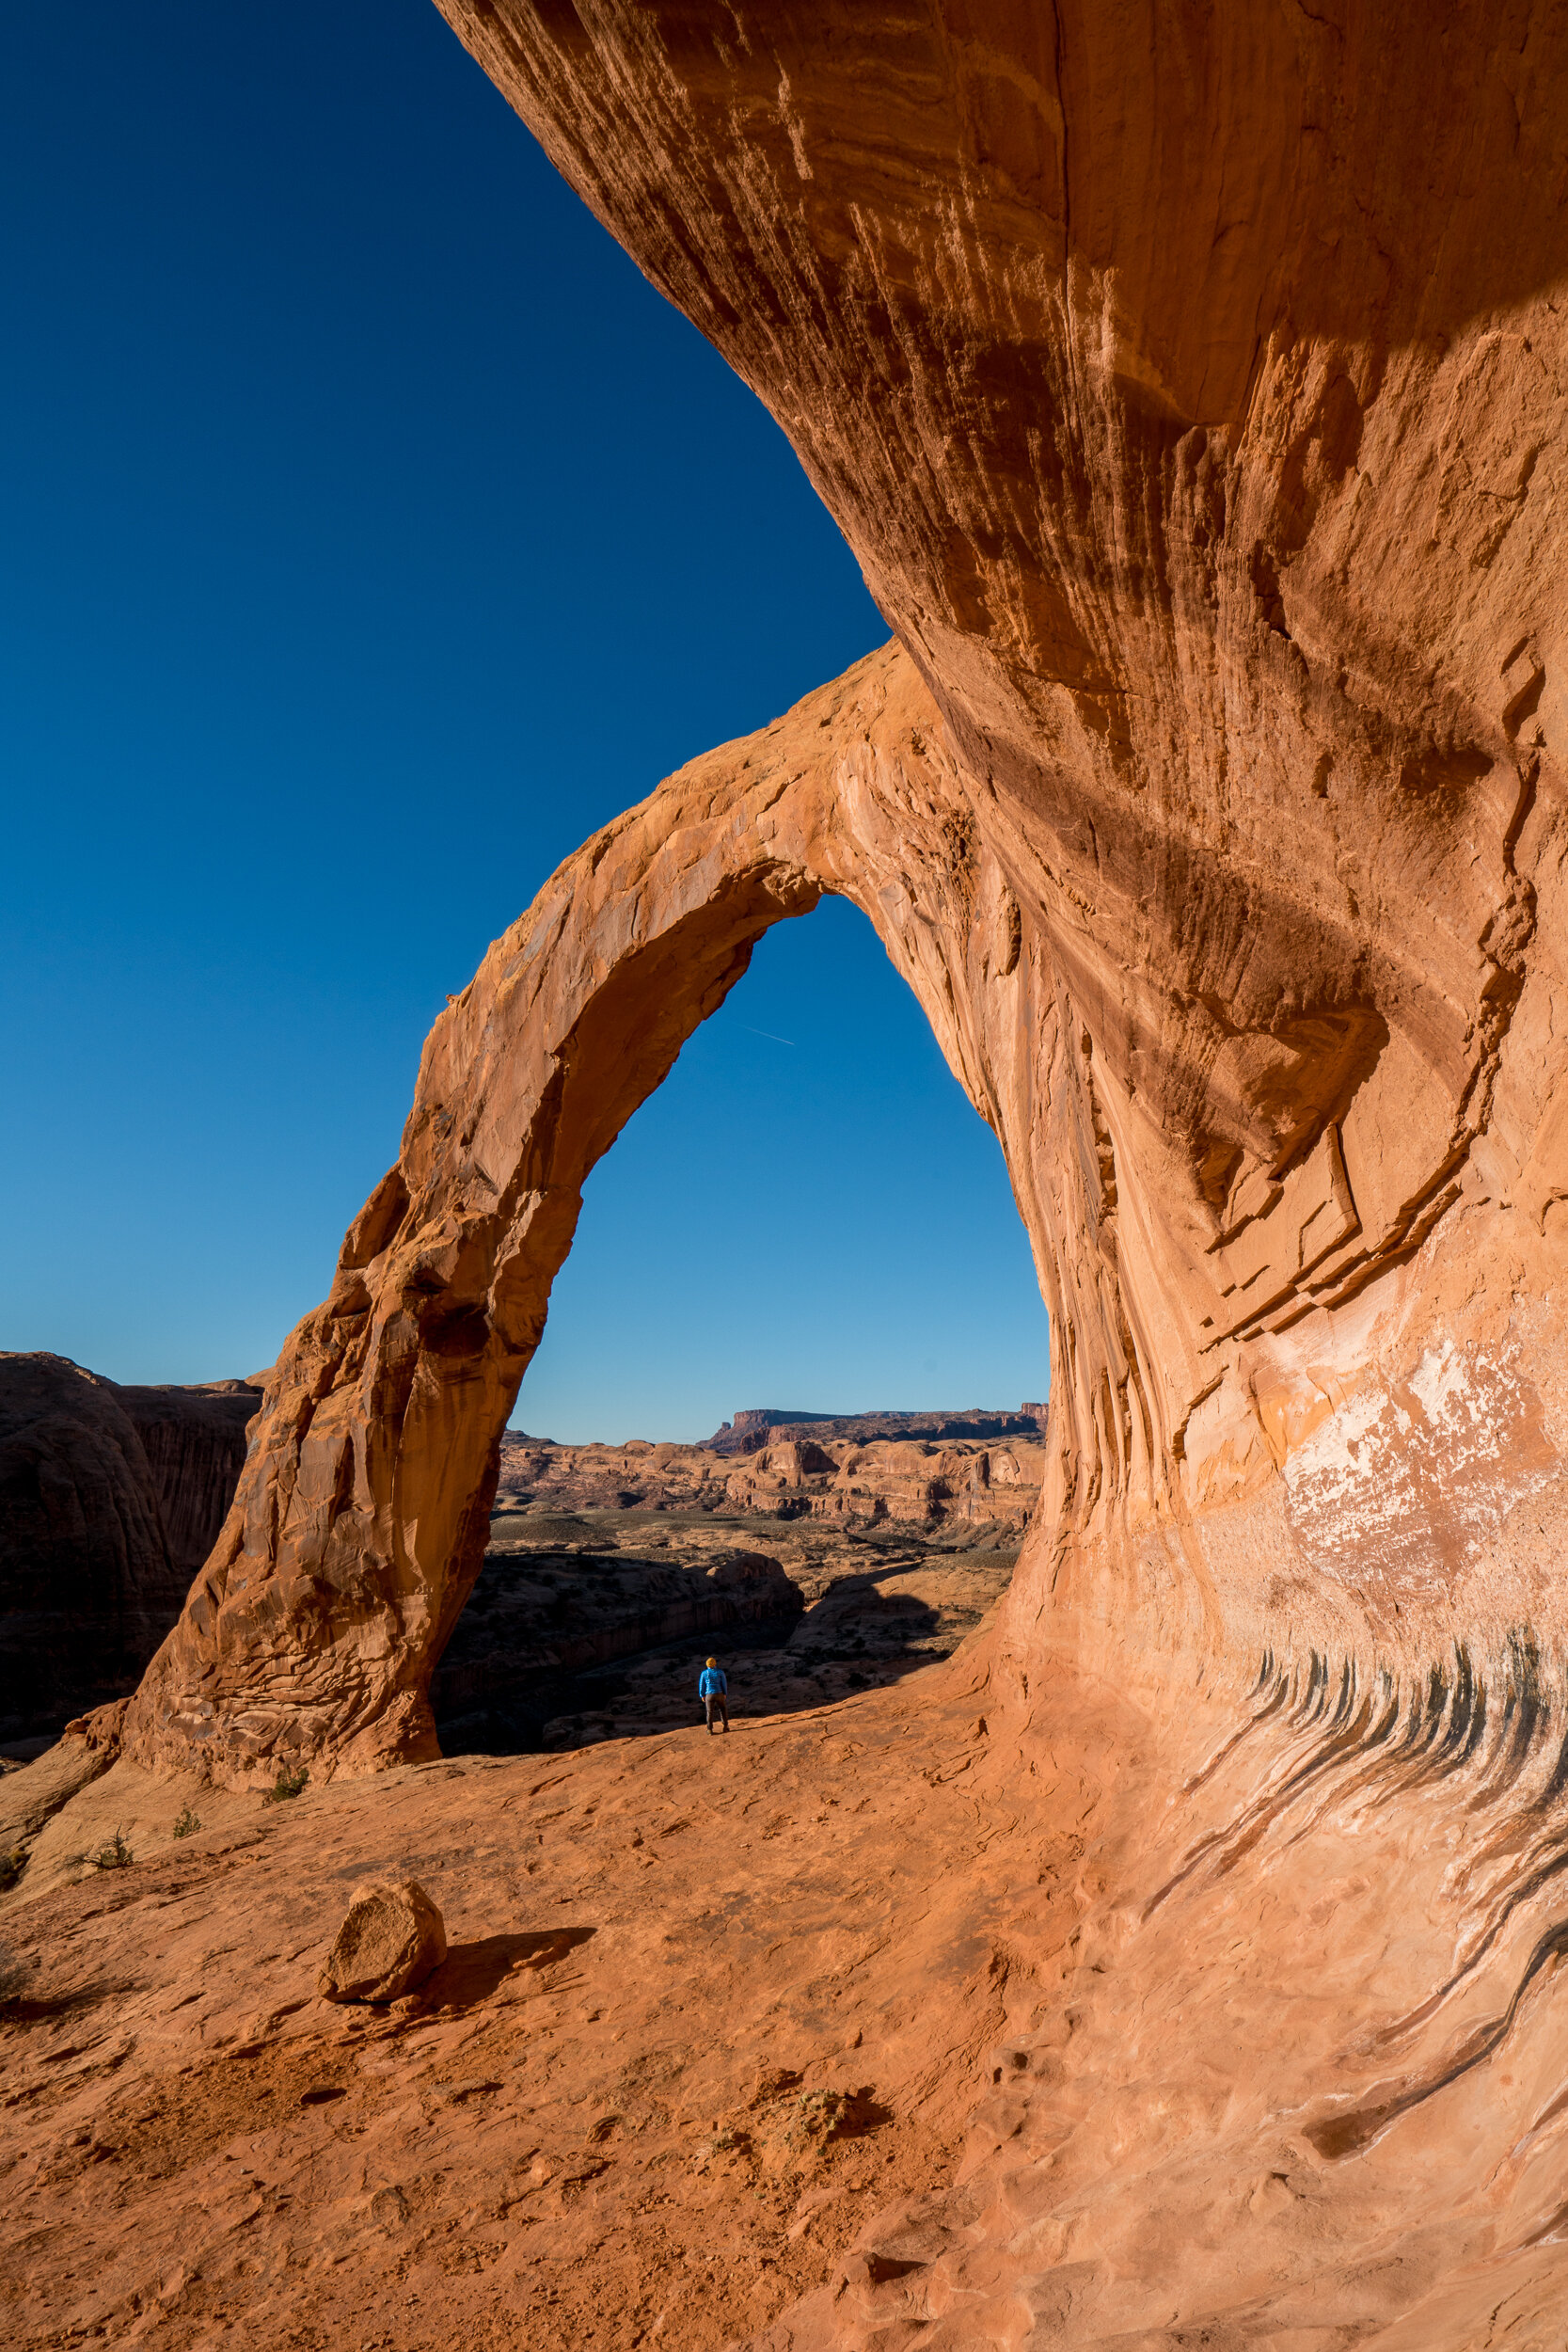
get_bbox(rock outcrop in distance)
[704,1404,1046,1455]
[496,1424,1043,1535]
[0,1355,259,1743]
[55,7,1568,2344]
[435,1441,1029,1752]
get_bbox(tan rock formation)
[75,11,1568,2344]
[494,1425,1045,1536]
[318,1878,447,2004]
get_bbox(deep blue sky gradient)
[1,0,1050,1440]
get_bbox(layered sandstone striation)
[25,7,1568,2346]
[0,1356,259,1742]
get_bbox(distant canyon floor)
[433,1427,1039,1756]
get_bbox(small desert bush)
[91,1828,135,1871]
[0,1943,35,2003]
[0,1846,26,1893]
[171,1805,201,1839]
[261,1763,309,1806]
[789,2087,884,2146]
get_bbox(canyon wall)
[704,1406,1045,1455]
[0,1356,258,1740]
[496,1426,1045,1535]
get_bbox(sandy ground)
[0,1630,1061,2351]
[10,1602,1568,2350]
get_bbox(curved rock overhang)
[83,13,1568,2345]
[122,3,1568,1787]
[431,0,1568,1698]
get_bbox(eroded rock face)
[0,1356,258,1740]
[103,15,1568,2342]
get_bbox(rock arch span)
[119,3,1568,1812]
[124,644,1037,1779]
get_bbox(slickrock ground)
[1,1647,1026,2352]
[11,1617,1568,2349]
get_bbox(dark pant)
[704,1693,729,1730]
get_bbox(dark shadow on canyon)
[431,1514,1017,1758]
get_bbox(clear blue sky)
[1,0,1050,1442]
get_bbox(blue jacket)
[699,1667,727,1697]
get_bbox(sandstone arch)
[84,10,1568,2345]
[124,644,997,1779]
[121,1,1568,1804]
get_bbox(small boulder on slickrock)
[318,1879,446,2004]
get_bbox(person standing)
[698,1656,729,1734]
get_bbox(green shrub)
[261,1763,309,1807]
[171,1805,201,1840]
[0,1847,26,1893]
[91,1828,135,1871]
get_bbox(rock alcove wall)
[121,0,1568,1789]
[38,8,1568,2344]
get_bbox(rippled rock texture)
[68,8,1568,2344]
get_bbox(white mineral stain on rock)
[1409,1341,1472,1427]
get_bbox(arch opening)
[427,890,1051,1756]
[120,640,1052,1786]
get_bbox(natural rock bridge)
[92,8,1568,2342]
[126,1,1568,1799]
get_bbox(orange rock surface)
[8,8,1568,2346]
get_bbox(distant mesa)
[703,1402,1048,1456]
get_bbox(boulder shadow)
[419,1925,596,2012]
